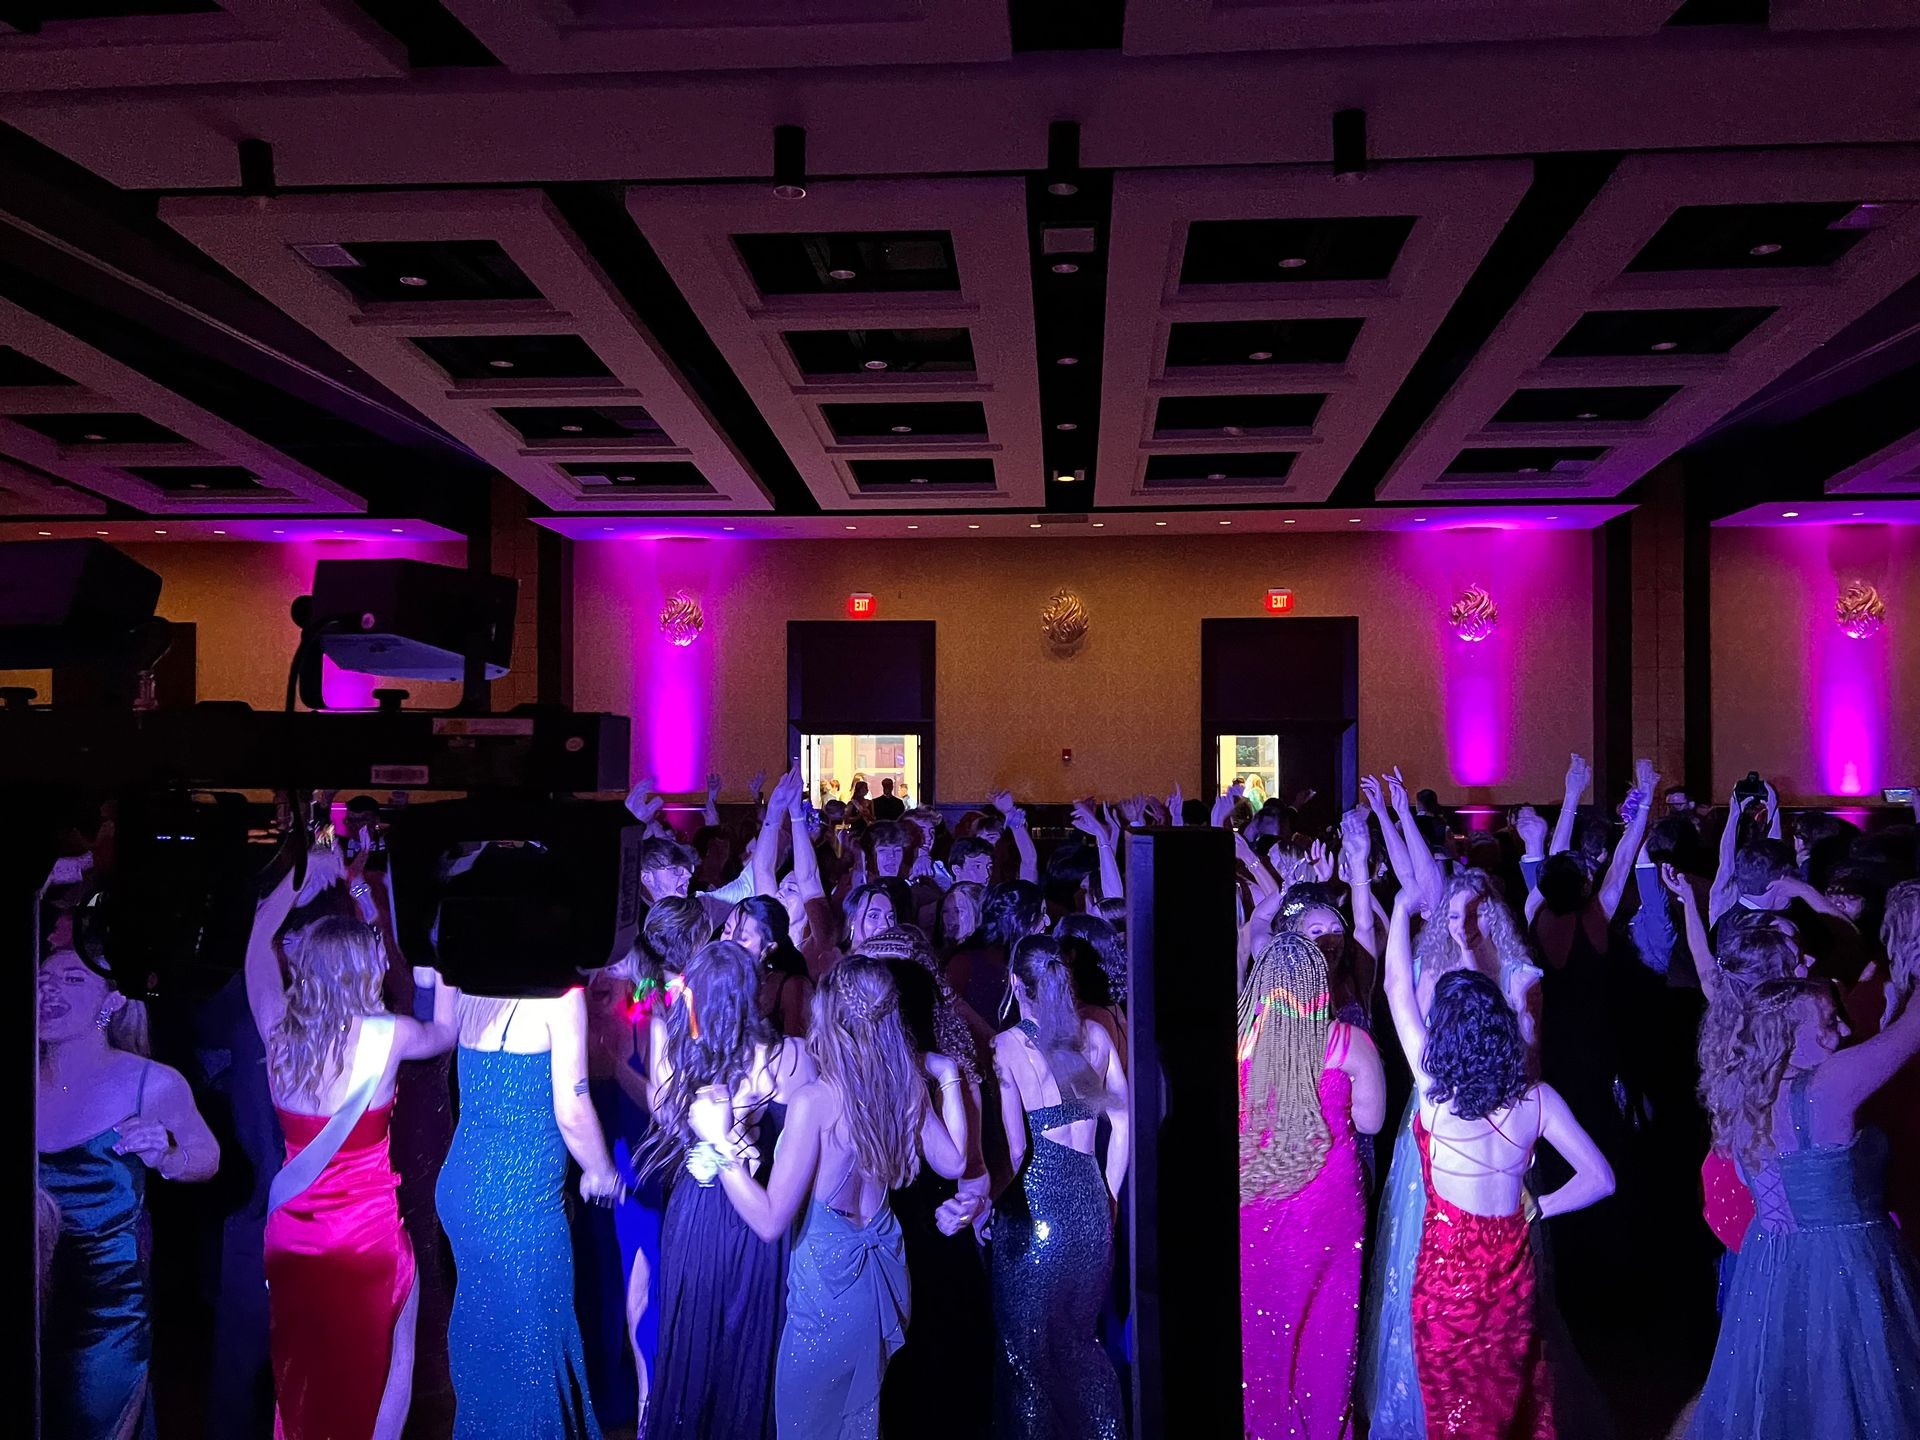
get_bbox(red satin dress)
[264,1101,414,1440]
[1409,1114,1552,1440]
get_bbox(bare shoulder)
[771,1035,818,1090]
[1080,1016,1115,1065]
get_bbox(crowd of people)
[33,755,1920,1439]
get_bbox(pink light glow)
[1799,527,1892,798]
[278,537,461,709]
[577,538,741,791]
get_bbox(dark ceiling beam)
[7,28,1920,191]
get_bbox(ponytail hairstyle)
[1237,932,1333,1202]
[270,914,386,1104]
[1009,934,1100,1100]
[808,957,924,1189]
[638,940,769,1178]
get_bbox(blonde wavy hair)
[270,915,386,1105]
[1413,868,1533,985]
[1699,977,1831,1175]
[1880,881,1920,1031]
[1238,932,1334,1203]
[809,957,924,1190]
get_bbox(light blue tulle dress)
[1689,1072,1920,1439]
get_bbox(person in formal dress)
[1383,891,1614,1440]
[693,956,968,1439]
[990,935,1130,1440]
[1689,972,1920,1438]
[245,864,459,1440]
[38,945,218,1440]
[1238,931,1386,1439]
[437,976,622,1439]
[643,939,816,1440]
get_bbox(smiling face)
[851,893,896,945]
[1446,887,1484,953]
[38,950,115,1045]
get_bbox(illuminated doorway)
[1215,734,1280,807]
[801,733,924,809]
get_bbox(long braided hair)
[1237,932,1333,1202]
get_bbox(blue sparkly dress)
[773,1180,910,1440]
[991,1021,1123,1440]
[439,1043,602,1440]
[1689,1072,1920,1439]
[40,1093,153,1440]
[649,1101,789,1440]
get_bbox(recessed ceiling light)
[1051,262,1079,275]
[891,425,913,434]
[1544,515,1559,521]
[1047,180,1079,198]
[723,525,735,531]
[1278,257,1308,269]
[212,528,225,535]
[1519,466,1540,474]
[1650,341,1678,352]
[1347,517,1362,523]
[967,523,980,529]
[560,424,584,433]
[1218,519,1232,525]
[1852,511,1865,517]
[1283,518,1297,525]
[1055,473,1078,484]
[603,525,615,531]
[907,523,918,530]
[615,475,634,483]
[1056,356,1078,367]
[398,275,429,287]
[1091,521,1104,528]
[153,528,166,534]
[772,182,807,201]
[1249,350,1273,362]
[81,432,105,441]
[908,476,929,485]
[845,524,857,530]
[335,528,345,534]
[96,529,109,535]
[1223,425,1244,436]
[1029,522,1042,529]
[828,267,857,281]
[391,527,404,533]
[1414,517,1427,523]
[36,529,50,536]
[1748,243,1783,257]
[1576,411,1599,420]
[1206,472,1226,481]
[189,483,210,490]
[863,359,889,371]
[488,358,515,369]
[1154,520,1167,526]
[1782,510,1799,518]
[1055,421,1077,432]
[272,528,285,534]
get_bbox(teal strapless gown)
[774,1198,909,1440]
[40,1127,151,1440]
[438,1047,602,1440]
[1691,1071,1920,1439]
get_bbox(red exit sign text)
[847,592,877,619]
[1266,588,1295,614]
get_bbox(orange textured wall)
[572,530,1595,805]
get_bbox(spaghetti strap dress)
[648,1099,790,1440]
[1689,1072,1920,1439]
[438,1005,602,1440]
[991,1019,1124,1440]
[1409,1111,1552,1440]
[40,1062,154,1440]
[1239,1023,1366,1440]
[772,1167,910,1440]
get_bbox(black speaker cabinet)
[1126,825,1242,1438]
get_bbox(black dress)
[646,1101,789,1440]
[879,1166,992,1439]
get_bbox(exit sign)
[847,592,877,619]
[1266,588,1295,614]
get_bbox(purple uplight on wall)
[1802,531,1892,797]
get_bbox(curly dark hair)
[1423,969,1530,1120]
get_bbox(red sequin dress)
[265,1101,415,1440]
[1239,1024,1365,1440]
[1409,1114,1553,1440]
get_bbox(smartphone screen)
[1886,788,1916,805]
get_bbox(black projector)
[310,558,517,681]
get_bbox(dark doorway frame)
[1199,616,1360,816]
[786,619,938,802]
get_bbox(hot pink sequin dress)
[1239,1024,1366,1440]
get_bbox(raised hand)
[1359,773,1385,814]
[1563,753,1592,799]
[1634,756,1659,797]
[706,772,722,798]
[989,789,1016,819]
[749,768,768,801]
[1386,768,1411,815]
[1168,781,1185,825]
[1514,804,1550,856]
[625,777,662,823]
[1307,838,1336,883]
[1070,800,1103,838]
[1119,793,1148,829]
